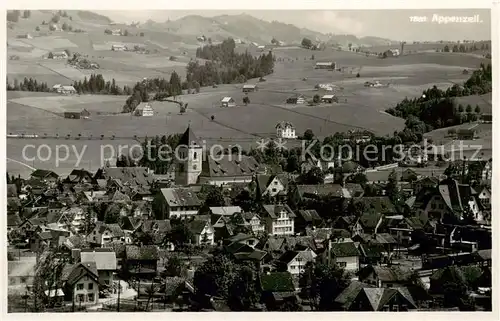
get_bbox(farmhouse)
[134,103,154,116]
[286,95,305,104]
[111,29,122,36]
[384,49,400,57]
[64,109,90,119]
[242,84,258,93]
[457,128,478,140]
[315,62,335,70]
[53,84,77,95]
[321,94,336,103]
[221,97,236,107]
[276,121,297,139]
[49,51,68,59]
[258,45,266,51]
[111,44,127,51]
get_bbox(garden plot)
[22,36,78,51]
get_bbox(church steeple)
[178,123,200,147]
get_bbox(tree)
[164,255,184,277]
[169,71,182,97]
[23,10,31,19]
[62,22,69,31]
[204,186,226,207]
[32,249,69,311]
[7,11,20,22]
[193,81,201,93]
[303,129,315,141]
[474,105,481,113]
[301,38,313,49]
[286,153,300,173]
[243,96,250,105]
[465,104,472,113]
[51,15,60,23]
[103,203,122,224]
[299,167,325,185]
[140,32,144,37]
[356,72,360,78]
[458,104,464,112]
[35,26,40,31]
[313,94,320,104]
[299,262,349,311]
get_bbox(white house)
[159,187,202,219]
[276,121,297,139]
[477,187,491,206]
[321,94,336,103]
[134,103,154,116]
[111,29,122,36]
[315,62,335,69]
[280,249,317,276]
[111,44,127,51]
[53,84,76,95]
[189,220,215,246]
[243,213,265,234]
[80,249,117,287]
[326,238,360,272]
[49,51,68,59]
[221,97,236,107]
[262,204,296,236]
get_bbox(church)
[171,126,266,186]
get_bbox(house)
[49,51,68,59]
[278,249,317,276]
[321,94,336,103]
[285,95,305,105]
[65,169,96,185]
[199,155,263,186]
[64,109,90,119]
[259,272,297,311]
[242,212,265,234]
[477,187,491,206]
[64,262,100,306]
[383,49,400,57]
[111,44,127,51]
[18,33,33,39]
[295,209,323,233]
[123,245,159,279]
[220,97,236,107]
[334,281,418,311]
[134,103,154,116]
[457,128,477,140]
[188,219,215,246]
[324,237,361,271]
[111,29,122,36]
[30,169,59,183]
[242,84,257,92]
[255,174,288,198]
[300,157,337,182]
[80,248,117,287]
[412,178,481,224]
[315,62,335,69]
[8,259,36,291]
[357,265,412,288]
[480,113,492,123]
[52,84,77,95]
[365,170,401,185]
[157,187,202,219]
[275,121,297,139]
[262,204,296,236]
[87,222,125,246]
[207,206,242,216]
[94,167,153,191]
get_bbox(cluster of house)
[7,126,492,311]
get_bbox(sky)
[97,9,491,41]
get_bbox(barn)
[221,97,236,107]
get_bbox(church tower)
[174,125,203,185]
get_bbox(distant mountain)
[142,13,394,46]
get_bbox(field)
[6,13,493,178]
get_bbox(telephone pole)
[117,279,121,312]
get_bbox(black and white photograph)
[4,2,496,315]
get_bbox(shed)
[221,97,236,107]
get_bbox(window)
[272,188,277,193]
[78,294,85,302]
[88,283,93,290]
[338,262,347,267]
[105,280,110,285]
[274,181,278,185]
[193,164,197,170]
[438,203,444,209]
[87,293,94,302]
[77,283,84,290]
[193,152,197,160]
[93,231,96,235]
[20,277,27,283]
[431,203,436,209]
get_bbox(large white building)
[276,121,297,139]
[262,204,296,236]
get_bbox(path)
[6,157,36,171]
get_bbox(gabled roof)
[140,219,171,233]
[66,261,99,285]
[80,249,117,270]
[221,97,234,103]
[330,241,360,257]
[203,155,262,178]
[262,204,296,219]
[209,206,242,216]
[94,167,153,188]
[31,169,58,179]
[188,219,210,234]
[160,187,202,207]
[297,209,322,223]
[334,280,374,309]
[360,265,412,283]
[125,245,159,260]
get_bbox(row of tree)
[72,74,132,95]
[192,38,275,86]
[443,42,490,53]
[386,63,492,134]
[7,77,51,92]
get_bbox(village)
[7,121,493,312]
